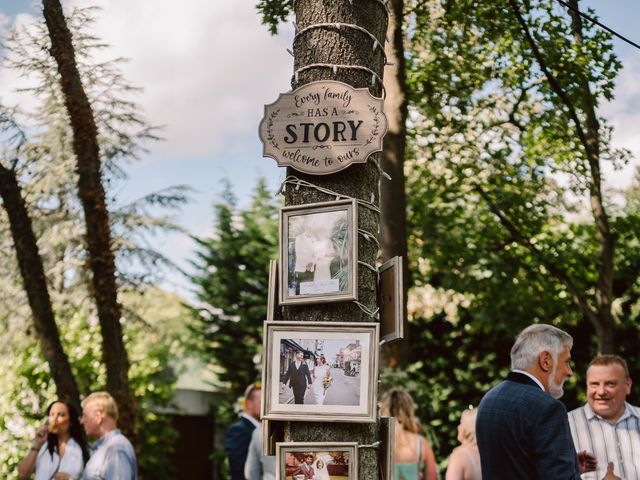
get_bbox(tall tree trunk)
[380,0,409,367]
[0,163,81,410]
[283,1,388,477]
[42,0,136,440]
[509,0,616,354]
[567,0,615,354]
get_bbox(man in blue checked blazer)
[476,324,620,480]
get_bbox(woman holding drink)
[17,400,89,480]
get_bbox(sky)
[0,0,639,299]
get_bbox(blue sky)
[1,0,639,299]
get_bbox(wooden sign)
[259,80,387,175]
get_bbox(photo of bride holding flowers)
[311,356,332,405]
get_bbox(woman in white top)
[18,400,90,480]
[311,356,331,405]
[445,407,482,480]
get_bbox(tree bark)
[283,1,388,477]
[380,0,409,367]
[0,163,81,410]
[42,0,136,440]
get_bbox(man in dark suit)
[476,324,619,480]
[282,351,312,404]
[224,384,261,479]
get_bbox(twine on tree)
[278,176,381,215]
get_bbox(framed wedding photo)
[261,321,379,423]
[279,199,358,305]
[379,255,404,344]
[276,442,358,480]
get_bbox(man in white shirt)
[568,355,640,480]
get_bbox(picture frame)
[379,416,396,480]
[379,255,404,344]
[261,321,379,423]
[262,419,285,456]
[279,199,358,305]
[276,442,358,480]
[267,259,279,321]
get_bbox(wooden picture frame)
[267,259,279,321]
[261,321,379,423]
[379,255,404,344]
[279,199,358,305]
[262,419,285,456]
[379,416,396,480]
[276,442,358,480]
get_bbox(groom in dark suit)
[282,351,312,404]
[476,324,618,480]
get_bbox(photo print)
[279,199,357,305]
[262,321,379,423]
[276,442,358,480]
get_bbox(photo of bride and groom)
[281,351,333,405]
[285,451,351,480]
[278,339,362,407]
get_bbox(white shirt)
[568,402,640,479]
[35,437,84,480]
[512,369,545,391]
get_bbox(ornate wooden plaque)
[259,80,387,175]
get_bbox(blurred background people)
[445,407,481,480]
[244,423,275,480]
[380,388,438,480]
[18,399,89,480]
[224,383,262,479]
[81,391,137,480]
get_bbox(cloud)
[599,53,640,189]
[1,0,294,157]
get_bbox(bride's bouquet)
[323,370,333,393]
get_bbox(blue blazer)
[223,416,256,479]
[476,371,581,479]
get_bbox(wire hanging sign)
[259,80,388,175]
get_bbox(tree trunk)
[380,0,409,368]
[567,0,616,354]
[283,1,388,478]
[0,163,81,410]
[41,0,136,441]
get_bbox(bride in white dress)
[313,458,331,480]
[311,357,330,405]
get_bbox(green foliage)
[399,0,640,468]
[256,0,292,35]
[0,6,193,478]
[0,288,189,479]
[188,177,279,472]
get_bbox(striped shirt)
[568,402,640,480]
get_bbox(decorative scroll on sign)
[259,80,388,175]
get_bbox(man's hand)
[578,450,597,473]
[602,462,621,480]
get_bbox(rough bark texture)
[284,1,388,478]
[0,164,81,410]
[379,0,408,367]
[42,0,136,440]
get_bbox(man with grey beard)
[476,324,618,480]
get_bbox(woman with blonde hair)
[445,407,481,480]
[380,388,438,480]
